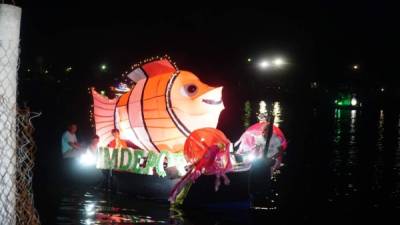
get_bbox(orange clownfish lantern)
[92,58,224,153]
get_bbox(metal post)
[0,4,21,225]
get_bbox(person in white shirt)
[61,123,80,158]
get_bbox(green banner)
[96,147,187,177]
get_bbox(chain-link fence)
[15,108,41,225]
[0,73,41,225]
[1,4,40,224]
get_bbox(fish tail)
[91,88,118,146]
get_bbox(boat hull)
[113,170,251,208]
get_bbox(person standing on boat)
[248,124,278,207]
[102,129,139,191]
[107,128,139,149]
[107,129,128,148]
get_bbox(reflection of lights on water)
[334,109,342,120]
[351,110,357,119]
[85,218,94,225]
[259,100,267,114]
[257,101,282,126]
[252,206,278,210]
[348,109,358,188]
[273,102,282,127]
[85,203,96,216]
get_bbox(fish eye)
[182,84,198,97]
[187,85,197,94]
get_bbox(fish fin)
[91,88,117,146]
[127,59,177,82]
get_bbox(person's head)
[67,123,78,134]
[91,134,99,145]
[111,128,120,139]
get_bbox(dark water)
[34,101,400,224]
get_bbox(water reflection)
[330,109,360,205]
[394,113,400,208]
[272,102,282,127]
[43,102,400,224]
[56,188,169,224]
[329,108,400,210]
[256,101,282,127]
[372,110,385,195]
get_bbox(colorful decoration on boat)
[235,121,287,171]
[91,58,224,153]
[96,147,186,177]
[110,82,131,97]
[183,128,231,165]
[169,128,232,205]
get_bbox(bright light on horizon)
[259,60,271,69]
[258,56,287,70]
[273,58,284,66]
[100,64,107,71]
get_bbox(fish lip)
[202,99,222,105]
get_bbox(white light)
[259,60,271,69]
[79,150,96,166]
[100,64,107,71]
[380,88,385,92]
[351,97,357,106]
[245,153,256,162]
[352,64,359,70]
[273,58,284,66]
[247,58,252,62]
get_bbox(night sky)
[18,2,397,84]
[15,1,399,140]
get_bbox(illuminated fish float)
[91,58,224,153]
